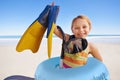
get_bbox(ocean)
[0,35,120,45]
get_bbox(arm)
[54,25,63,39]
[54,25,70,40]
[89,42,103,62]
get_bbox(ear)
[71,27,74,33]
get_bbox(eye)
[75,27,79,29]
[73,26,79,29]
[83,25,87,29]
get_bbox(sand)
[0,38,120,80]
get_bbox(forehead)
[73,18,89,26]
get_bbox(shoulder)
[88,42,98,53]
[88,42,103,61]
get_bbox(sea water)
[0,35,120,45]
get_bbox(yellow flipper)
[16,21,46,53]
[47,23,55,58]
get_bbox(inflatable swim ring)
[35,57,110,80]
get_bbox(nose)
[79,28,83,32]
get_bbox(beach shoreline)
[0,37,120,80]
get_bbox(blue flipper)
[47,6,59,58]
[46,6,59,37]
[4,75,34,80]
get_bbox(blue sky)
[0,0,120,36]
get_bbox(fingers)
[51,2,55,6]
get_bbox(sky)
[0,0,120,36]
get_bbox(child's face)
[72,18,90,38]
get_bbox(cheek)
[85,27,90,32]
[85,30,90,36]
[86,29,90,33]
[72,29,78,34]
[71,28,74,33]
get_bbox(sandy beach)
[0,37,120,80]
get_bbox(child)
[54,15,103,68]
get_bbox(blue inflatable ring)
[35,57,110,80]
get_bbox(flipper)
[16,5,51,53]
[47,6,59,58]
[4,75,34,80]
[16,3,60,58]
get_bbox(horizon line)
[0,34,120,38]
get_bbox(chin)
[79,35,85,38]
[75,35,87,38]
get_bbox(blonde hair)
[71,15,92,30]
